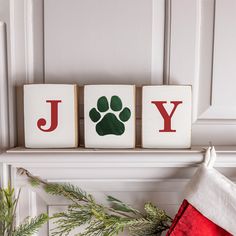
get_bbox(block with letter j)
[24,84,78,148]
[142,85,192,148]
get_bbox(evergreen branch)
[76,214,130,236]
[18,167,93,205]
[0,184,17,236]
[127,217,170,236]
[19,167,173,236]
[44,183,91,204]
[144,202,168,222]
[12,213,49,236]
[107,195,142,216]
[8,188,21,236]
[51,206,94,236]
[0,182,48,236]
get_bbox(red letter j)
[37,100,62,132]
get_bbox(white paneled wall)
[0,21,9,151]
[44,0,164,85]
[169,0,236,145]
[1,0,236,235]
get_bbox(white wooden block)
[24,84,78,148]
[142,86,192,148]
[84,85,135,148]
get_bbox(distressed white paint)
[24,84,78,148]
[142,86,192,148]
[84,85,135,148]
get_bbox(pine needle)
[19,167,173,236]
[107,195,141,216]
[44,183,91,204]
[0,183,48,236]
[12,213,49,236]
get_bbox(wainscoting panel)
[1,1,236,235]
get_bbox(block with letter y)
[24,84,78,148]
[142,85,192,148]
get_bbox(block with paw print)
[84,85,135,148]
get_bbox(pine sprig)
[51,205,94,236]
[127,217,168,236]
[77,215,129,236]
[0,185,16,236]
[44,183,92,204]
[107,195,142,216]
[145,202,169,222]
[128,218,158,236]
[12,213,48,236]
[19,167,172,236]
[0,183,48,236]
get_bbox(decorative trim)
[191,0,202,122]
[0,21,10,150]
[210,0,216,106]
[9,0,45,85]
[151,0,165,84]
[7,0,45,146]
[163,0,171,84]
[9,0,19,147]
[3,146,236,168]
[0,163,11,188]
[24,0,35,83]
[192,0,236,123]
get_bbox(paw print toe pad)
[119,107,131,122]
[110,96,122,111]
[89,108,101,122]
[89,95,131,136]
[97,96,109,112]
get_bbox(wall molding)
[163,0,171,84]
[0,2,235,234]
[151,0,165,84]
[0,21,9,151]
[24,0,34,83]
[195,0,236,122]
[0,163,11,188]
[168,0,236,145]
[3,146,236,168]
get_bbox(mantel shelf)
[6,146,236,154]
[7,146,204,154]
[0,146,236,168]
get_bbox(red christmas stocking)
[167,147,236,236]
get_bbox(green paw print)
[89,96,131,136]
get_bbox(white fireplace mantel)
[2,146,236,168]
[1,0,236,235]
